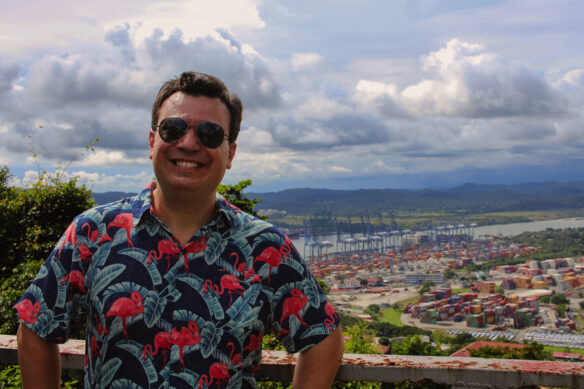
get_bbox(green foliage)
[0,365,22,388]
[373,322,430,338]
[443,270,456,280]
[579,301,584,310]
[540,295,551,304]
[317,278,331,294]
[261,332,286,351]
[340,313,365,329]
[556,303,567,318]
[217,179,265,219]
[365,304,380,320]
[382,381,451,389]
[551,293,569,305]
[0,365,81,389]
[344,323,378,354]
[468,341,553,360]
[392,335,448,356]
[451,332,475,346]
[430,330,452,345]
[0,168,94,276]
[0,167,94,335]
[418,281,435,294]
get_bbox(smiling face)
[149,92,236,201]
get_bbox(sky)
[1,0,583,193]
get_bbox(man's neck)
[151,185,216,245]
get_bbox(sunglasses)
[153,117,229,148]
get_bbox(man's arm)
[292,325,344,389]
[17,322,61,389]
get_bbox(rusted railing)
[1,335,583,388]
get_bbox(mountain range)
[92,181,584,217]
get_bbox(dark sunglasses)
[153,117,229,148]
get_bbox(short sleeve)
[268,236,341,353]
[13,217,89,343]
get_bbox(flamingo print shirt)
[14,182,340,388]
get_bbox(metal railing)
[1,335,583,388]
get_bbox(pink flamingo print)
[148,239,181,271]
[107,213,134,247]
[90,335,100,357]
[81,222,112,244]
[142,331,172,366]
[198,362,229,389]
[105,291,144,339]
[61,270,85,293]
[280,288,309,328]
[243,331,263,352]
[253,247,281,283]
[78,244,93,261]
[324,301,337,331]
[203,275,245,306]
[231,252,261,284]
[171,321,201,369]
[182,236,206,272]
[58,223,78,257]
[254,237,292,283]
[226,342,241,366]
[14,299,40,324]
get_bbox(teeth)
[176,160,202,168]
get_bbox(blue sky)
[1,0,583,193]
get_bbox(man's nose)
[176,126,203,149]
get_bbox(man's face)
[149,92,237,198]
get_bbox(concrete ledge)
[2,335,584,388]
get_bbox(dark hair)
[151,72,243,143]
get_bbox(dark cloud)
[271,114,390,150]
[1,28,281,167]
[105,23,136,62]
[143,29,281,110]
[0,61,22,93]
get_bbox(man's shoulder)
[218,199,285,237]
[76,190,149,225]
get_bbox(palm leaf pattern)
[13,186,340,388]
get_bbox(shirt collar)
[129,182,237,231]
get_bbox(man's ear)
[226,142,237,169]
[148,131,155,160]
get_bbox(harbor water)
[288,217,584,252]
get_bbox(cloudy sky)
[1,0,583,193]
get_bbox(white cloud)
[291,52,324,71]
[80,150,149,167]
[366,160,405,174]
[554,69,584,88]
[296,97,350,119]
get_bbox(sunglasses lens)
[158,117,188,142]
[196,121,225,149]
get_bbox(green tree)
[556,303,567,318]
[468,342,552,360]
[0,168,94,335]
[217,179,264,219]
[344,322,378,354]
[551,293,569,305]
[418,281,435,294]
[451,332,474,346]
[431,329,451,345]
[365,304,380,320]
[393,335,447,356]
[317,278,331,295]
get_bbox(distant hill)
[248,181,584,216]
[91,181,584,216]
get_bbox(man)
[15,72,344,388]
